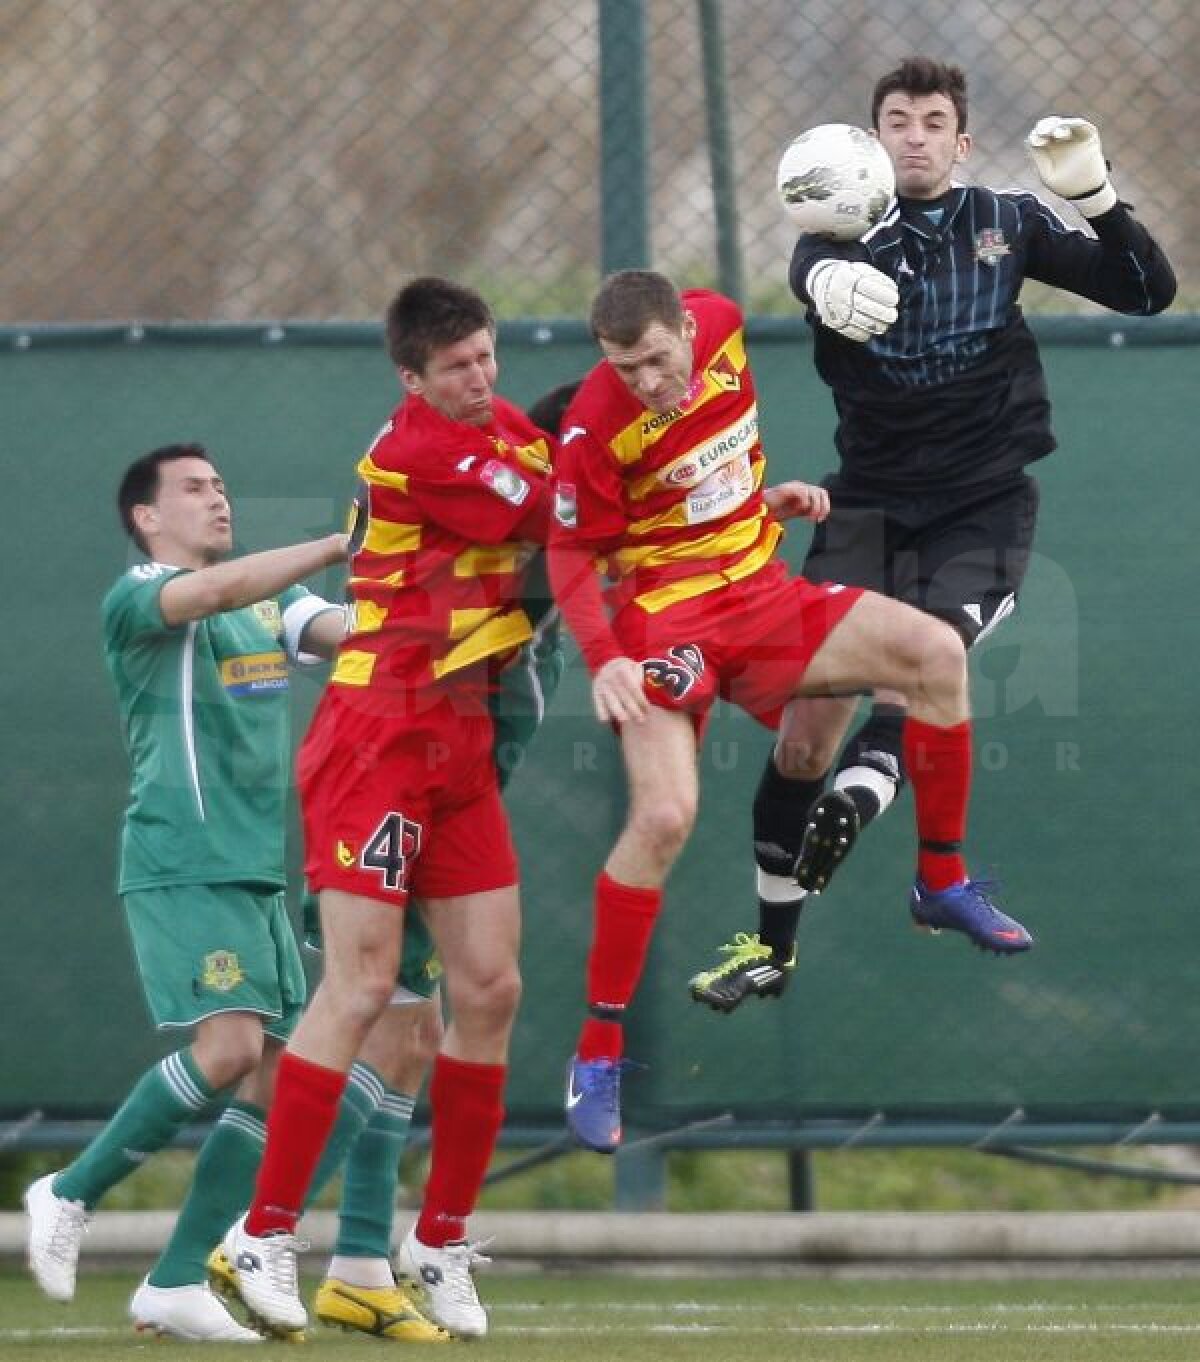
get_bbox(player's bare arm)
[159,533,349,626]
[297,603,350,659]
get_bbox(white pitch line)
[7,1320,1200,1342]
[496,1299,1198,1314]
[485,1322,1200,1337]
[0,1326,127,1340]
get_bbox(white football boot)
[395,1228,491,1339]
[130,1279,262,1342]
[221,1214,308,1333]
[24,1173,90,1302]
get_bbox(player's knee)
[195,1026,266,1089]
[351,970,400,1021]
[455,963,522,1032]
[318,966,396,1033]
[915,618,968,698]
[630,795,695,858]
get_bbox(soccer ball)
[775,123,895,240]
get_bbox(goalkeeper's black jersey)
[789,185,1176,495]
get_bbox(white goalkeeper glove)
[804,259,899,344]
[1026,116,1118,218]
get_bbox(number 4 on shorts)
[361,811,423,892]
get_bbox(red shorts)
[612,561,862,729]
[298,688,517,907]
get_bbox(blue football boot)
[565,1055,628,1153]
[910,878,1033,954]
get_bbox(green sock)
[54,1049,218,1208]
[149,1061,385,1288]
[306,1062,387,1206]
[334,1087,417,1259]
[148,1102,265,1288]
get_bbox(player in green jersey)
[23,443,355,1342]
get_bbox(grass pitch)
[3,1268,1200,1360]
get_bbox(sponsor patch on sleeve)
[479,458,530,506]
[554,482,578,527]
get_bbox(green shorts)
[303,893,441,1002]
[123,884,307,1040]
[492,619,564,790]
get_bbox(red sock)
[415,1055,506,1247]
[577,872,662,1061]
[245,1052,346,1236]
[904,717,971,891]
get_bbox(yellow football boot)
[315,1276,451,1342]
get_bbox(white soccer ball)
[775,123,896,240]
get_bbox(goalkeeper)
[690,54,1176,1011]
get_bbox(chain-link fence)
[2,0,1194,322]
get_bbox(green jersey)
[103,563,338,893]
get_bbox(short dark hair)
[117,442,212,553]
[589,270,685,348]
[871,56,968,133]
[526,379,583,437]
[384,276,495,374]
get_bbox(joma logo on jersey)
[131,562,170,581]
[642,406,685,435]
[661,406,758,487]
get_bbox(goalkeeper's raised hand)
[1026,116,1118,218]
[804,259,899,344]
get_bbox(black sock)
[758,899,804,959]
[753,752,823,960]
[753,751,824,871]
[835,704,906,829]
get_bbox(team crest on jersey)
[251,599,282,635]
[479,458,530,506]
[554,483,578,527]
[642,643,706,701]
[708,352,741,392]
[974,228,1010,267]
[201,951,245,993]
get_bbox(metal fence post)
[696,0,744,302]
[598,0,651,272]
[614,1135,667,1209]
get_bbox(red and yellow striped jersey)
[332,392,552,695]
[553,290,781,615]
